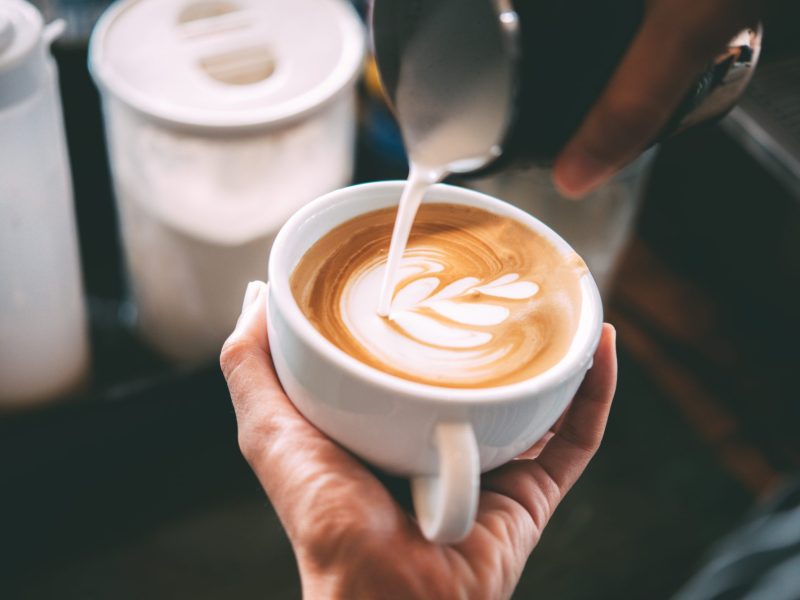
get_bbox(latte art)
[291,203,586,388]
[349,264,538,348]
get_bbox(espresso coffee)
[291,203,586,388]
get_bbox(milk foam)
[348,254,539,348]
[291,203,586,388]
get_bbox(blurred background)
[1,0,799,598]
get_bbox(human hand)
[221,281,617,599]
[553,0,763,198]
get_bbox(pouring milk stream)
[375,109,513,316]
[375,55,514,316]
[372,0,516,316]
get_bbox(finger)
[513,402,573,460]
[221,282,276,420]
[482,324,617,534]
[534,323,617,490]
[514,431,554,461]
[553,0,756,197]
[220,282,394,542]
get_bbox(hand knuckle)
[558,422,601,456]
[219,337,252,379]
[236,409,291,467]
[237,427,263,464]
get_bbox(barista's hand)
[221,281,617,600]
[553,0,763,198]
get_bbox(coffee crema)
[290,203,586,388]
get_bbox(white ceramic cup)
[267,181,603,543]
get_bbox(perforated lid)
[0,0,38,66]
[89,0,365,130]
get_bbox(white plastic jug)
[89,0,365,364]
[0,0,89,405]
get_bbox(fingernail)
[241,281,262,313]
[554,152,614,199]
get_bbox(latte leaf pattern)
[388,273,540,347]
[291,203,586,388]
[472,274,540,299]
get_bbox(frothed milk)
[377,165,442,316]
[291,203,586,388]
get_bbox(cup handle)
[411,422,480,543]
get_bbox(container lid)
[0,0,44,108]
[0,1,39,67]
[89,0,365,130]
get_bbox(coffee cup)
[267,181,603,543]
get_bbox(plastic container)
[0,0,89,405]
[89,0,365,363]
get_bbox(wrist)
[298,562,361,600]
[298,556,444,600]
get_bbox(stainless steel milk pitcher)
[370,0,762,174]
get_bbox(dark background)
[2,2,799,598]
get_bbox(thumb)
[220,281,278,427]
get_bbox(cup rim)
[268,181,603,402]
